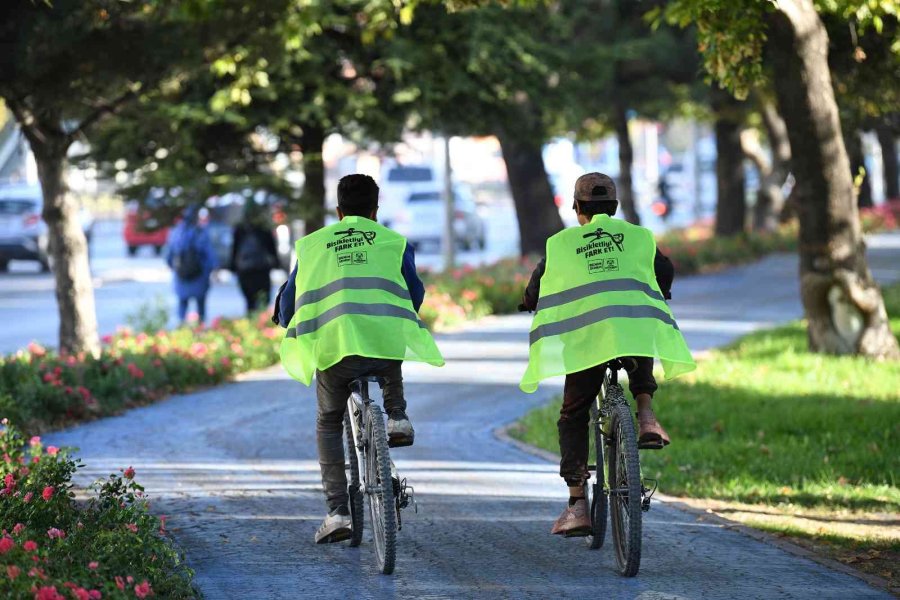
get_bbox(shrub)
[0,421,195,598]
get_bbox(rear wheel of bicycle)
[587,402,608,550]
[364,405,397,574]
[344,414,364,548]
[607,402,642,577]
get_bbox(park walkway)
[47,233,900,599]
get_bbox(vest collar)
[589,214,613,225]
[340,215,376,225]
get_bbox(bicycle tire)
[607,399,642,577]
[587,402,608,550]
[364,404,397,574]
[344,413,364,548]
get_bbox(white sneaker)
[314,506,352,544]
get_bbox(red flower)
[6,565,20,579]
[73,589,90,600]
[13,523,25,535]
[23,492,33,503]
[127,363,144,379]
[88,591,101,600]
[0,535,15,554]
[23,540,37,552]
[125,523,138,533]
[133,581,153,598]
[88,561,99,570]
[114,576,125,591]
[42,486,54,501]
[124,466,135,480]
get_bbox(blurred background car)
[0,183,94,272]
[379,163,438,226]
[123,190,170,256]
[389,185,486,251]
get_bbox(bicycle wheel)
[364,405,397,574]
[344,413,364,548]
[587,402,608,550]
[607,400,642,577]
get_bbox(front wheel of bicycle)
[344,413,364,547]
[607,401,642,577]
[364,405,397,574]
[587,402,608,550]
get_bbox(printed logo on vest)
[589,257,619,274]
[337,251,368,266]
[327,228,377,254]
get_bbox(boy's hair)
[576,199,618,218]
[337,174,379,216]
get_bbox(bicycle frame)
[347,377,377,495]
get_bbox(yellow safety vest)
[280,216,444,385]
[520,214,695,393]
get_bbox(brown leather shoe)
[638,410,671,449]
[551,498,592,537]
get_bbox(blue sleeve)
[278,262,298,326]
[402,244,425,312]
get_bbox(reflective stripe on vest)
[536,278,664,312]
[295,276,411,310]
[530,304,678,345]
[286,301,426,338]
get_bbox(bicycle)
[343,376,416,575]
[582,358,657,577]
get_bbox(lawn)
[510,282,900,584]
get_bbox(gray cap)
[573,172,617,203]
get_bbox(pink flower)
[220,357,231,368]
[127,363,144,379]
[125,523,138,533]
[42,486,54,501]
[158,515,167,533]
[0,535,15,554]
[23,492,33,503]
[29,436,41,447]
[6,564,20,579]
[46,446,58,456]
[124,466,135,480]
[23,540,37,552]
[33,586,63,600]
[73,589,90,600]
[13,523,25,535]
[114,576,125,590]
[88,591,102,600]
[27,342,47,358]
[133,580,152,598]
[47,528,65,540]
[88,561,99,570]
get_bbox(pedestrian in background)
[166,204,218,325]
[231,200,278,315]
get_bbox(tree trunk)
[750,102,792,231]
[29,136,101,356]
[876,121,899,199]
[300,124,326,233]
[768,0,899,359]
[845,128,873,208]
[613,102,640,224]
[712,91,747,236]
[498,133,564,256]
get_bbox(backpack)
[234,230,273,272]
[173,230,204,280]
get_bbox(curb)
[493,422,897,597]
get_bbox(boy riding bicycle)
[519,173,695,536]
[274,174,444,544]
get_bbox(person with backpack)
[231,201,278,315]
[166,204,218,325]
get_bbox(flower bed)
[0,315,280,435]
[0,422,195,598]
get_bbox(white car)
[0,184,93,272]
[389,185,486,251]
[379,163,438,225]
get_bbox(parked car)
[0,184,93,272]
[380,163,439,226]
[123,191,170,256]
[389,185,486,251]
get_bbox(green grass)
[512,282,900,513]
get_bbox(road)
[44,233,900,599]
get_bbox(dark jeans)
[316,356,405,511]
[237,269,271,315]
[559,357,657,487]
[177,295,207,323]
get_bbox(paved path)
[46,233,900,599]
